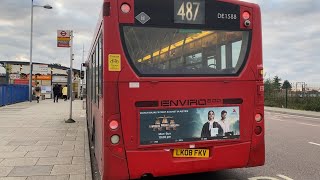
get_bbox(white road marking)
[298,123,319,127]
[248,177,278,180]
[248,175,294,180]
[272,119,287,122]
[271,112,320,120]
[277,174,294,180]
[269,117,319,127]
[309,142,320,147]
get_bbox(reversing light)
[121,3,131,14]
[255,113,263,122]
[109,120,119,130]
[254,126,262,135]
[111,135,120,144]
[244,20,251,27]
[243,11,250,20]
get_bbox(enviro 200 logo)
[149,115,180,131]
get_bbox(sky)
[0,0,320,84]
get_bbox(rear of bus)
[102,0,264,179]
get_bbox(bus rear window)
[121,26,250,76]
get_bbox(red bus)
[86,0,264,179]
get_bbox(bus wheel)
[141,173,154,180]
[91,122,95,150]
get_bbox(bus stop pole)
[65,30,75,123]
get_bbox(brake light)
[255,113,263,122]
[243,11,250,20]
[254,126,262,135]
[109,120,119,130]
[121,3,131,14]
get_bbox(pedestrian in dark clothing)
[53,84,60,103]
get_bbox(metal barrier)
[0,84,29,107]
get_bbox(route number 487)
[177,2,200,21]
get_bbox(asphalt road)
[159,111,320,180]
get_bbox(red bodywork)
[86,0,264,179]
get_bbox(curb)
[84,113,93,180]
[265,108,320,119]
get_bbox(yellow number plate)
[173,149,209,158]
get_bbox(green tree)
[272,76,281,90]
[282,80,292,90]
[264,78,273,93]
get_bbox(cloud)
[0,0,101,70]
[1,0,320,84]
[242,0,320,83]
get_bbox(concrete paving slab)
[45,145,75,151]
[0,141,9,146]
[0,158,38,166]
[7,141,38,146]
[25,151,58,158]
[0,152,27,159]
[72,157,84,165]
[0,177,27,180]
[0,146,18,152]
[0,100,91,180]
[35,141,63,146]
[14,146,46,152]
[51,137,76,141]
[57,150,84,157]
[36,157,72,166]
[0,166,14,176]
[69,174,85,180]
[50,165,85,175]
[26,175,69,180]
[8,166,53,177]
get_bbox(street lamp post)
[29,0,52,102]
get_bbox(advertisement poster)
[140,106,240,145]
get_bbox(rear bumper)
[126,142,251,179]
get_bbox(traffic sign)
[57,30,71,48]
[57,30,70,38]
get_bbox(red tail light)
[243,11,250,20]
[121,3,131,14]
[109,120,119,130]
[255,113,263,122]
[254,126,262,135]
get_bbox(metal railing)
[265,86,320,112]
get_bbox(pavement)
[0,99,92,180]
[0,99,319,180]
[265,106,320,118]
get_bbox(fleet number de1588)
[217,13,237,20]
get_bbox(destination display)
[134,0,241,29]
[139,106,240,145]
[174,0,205,24]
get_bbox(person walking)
[62,85,68,101]
[34,84,41,103]
[53,84,60,103]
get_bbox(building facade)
[0,61,82,99]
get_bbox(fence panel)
[0,84,29,107]
[265,86,320,112]
[0,86,4,106]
